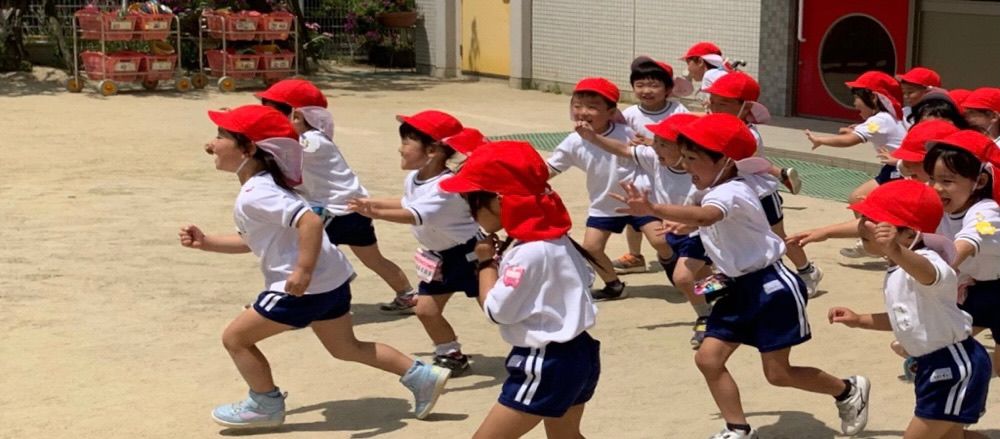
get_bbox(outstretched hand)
[804,129,823,150]
[347,198,374,217]
[610,180,656,217]
[828,306,861,327]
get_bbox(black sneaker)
[433,352,470,376]
[690,316,709,349]
[591,282,627,301]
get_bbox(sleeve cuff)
[956,236,982,256]
[703,200,728,218]
[408,207,424,225]
[288,205,307,227]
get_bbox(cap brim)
[208,110,241,134]
[438,174,484,194]
[844,80,865,89]
[891,149,925,162]
[848,201,902,227]
[646,123,677,142]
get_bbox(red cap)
[681,41,722,59]
[442,128,486,156]
[677,113,756,161]
[631,55,674,78]
[896,67,942,88]
[646,113,700,143]
[396,110,464,142]
[208,105,298,142]
[440,141,572,242]
[846,70,904,119]
[962,87,1000,113]
[574,77,620,104]
[891,120,960,162]
[948,88,973,112]
[927,129,996,162]
[704,71,760,102]
[254,79,328,109]
[849,179,943,233]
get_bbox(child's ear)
[976,172,989,190]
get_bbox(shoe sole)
[415,367,451,420]
[592,291,628,301]
[839,249,874,259]
[211,414,285,429]
[784,168,802,195]
[844,376,871,436]
[613,265,649,275]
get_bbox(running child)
[256,79,418,313]
[681,41,730,98]
[439,140,602,439]
[348,110,481,375]
[178,105,449,428]
[829,179,991,438]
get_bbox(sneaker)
[800,265,824,298]
[901,357,917,382]
[708,428,758,439]
[380,293,417,314]
[839,240,873,259]
[433,352,471,377]
[591,282,627,301]
[691,316,709,349]
[400,360,451,420]
[781,167,802,195]
[836,375,871,436]
[211,389,286,428]
[612,253,647,274]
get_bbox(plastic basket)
[204,12,259,40]
[81,51,144,81]
[258,12,294,40]
[75,10,138,41]
[141,54,177,80]
[136,13,173,40]
[259,51,295,79]
[206,50,260,79]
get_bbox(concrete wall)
[415,0,460,78]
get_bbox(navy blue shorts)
[705,263,811,353]
[759,192,784,226]
[418,237,479,298]
[959,278,1000,338]
[585,215,658,234]
[252,281,352,328]
[874,164,903,185]
[322,211,378,247]
[913,337,991,424]
[499,332,601,417]
[666,233,712,264]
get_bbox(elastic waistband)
[916,337,977,362]
[733,262,786,282]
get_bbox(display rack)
[195,10,299,92]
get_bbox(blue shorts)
[666,233,712,264]
[874,164,903,185]
[321,211,378,247]
[585,215,658,234]
[252,281,352,328]
[499,332,601,417]
[959,278,1000,337]
[418,237,479,298]
[705,263,811,353]
[913,337,991,424]
[759,192,783,226]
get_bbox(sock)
[398,288,415,297]
[434,341,462,356]
[796,262,815,274]
[834,379,854,401]
[692,302,712,318]
[251,387,282,400]
[659,256,678,285]
[726,423,751,434]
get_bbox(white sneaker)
[801,265,824,298]
[836,375,871,436]
[839,240,873,259]
[708,428,758,439]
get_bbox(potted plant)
[345,0,417,67]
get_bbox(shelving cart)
[195,10,298,92]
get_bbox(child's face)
[900,160,930,182]
[708,94,744,118]
[964,109,999,135]
[570,94,616,132]
[399,136,431,170]
[632,79,669,110]
[651,136,682,167]
[290,110,308,135]
[205,128,246,173]
[857,216,916,256]
[900,83,929,107]
[473,197,503,233]
[853,95,877,119]
[680,145,728,190]
[685,58,707,81]
[930,158,981,213]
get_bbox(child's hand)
[876,147,896,165]
[629,133,650,146]
[873,221,901,255]
[474,233,499,261]
[348,198,373,217]
[575,121,597,143]
[828,306,861,327]
[804,130,823,150]
[785,229,827,247]
[657,219,696,236]
[285,269,312,296]
[179,225,205,249]
[610,180,656,217]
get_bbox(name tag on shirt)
[503,266,525,288]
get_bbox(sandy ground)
[3,68,1000,439]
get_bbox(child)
[950,89,973,113]
[828,179,991,438]
[547,77,659,301]
[806,70,907,258]
[614,113,869,439]
[439,140,601,439]
[681,41,730,97]
[348,110,481,375]
[178,105,449,428]
[960,87,1000,146]
[256,79,418,313]
[897,67,942,129]
[908,90,970,129]
[612,56,690,275]
[704,71,823,297]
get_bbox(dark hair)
[924,145,994,200]
[851,88,890,114]
[572,90,616,109]
[399,122,457,160]
[630,61,674,88]
[227,129,295,192]
[677,134,725,162]
[909,97,969,128]
[260,98,293,117]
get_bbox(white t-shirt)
[747,123,764,151]
[853,111,906,153]
[234,173,355,294]
[622,102,689,139]
[547,123,636,217]
[484,236,598,348]
[883,248,971,357]
[902,106,914,130]
[936,199,1000,281]
[401,170,480,252]
[299,130,369,216]
[632,145,694,205]
[698,178,785,277]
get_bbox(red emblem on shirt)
[503,265,525,287]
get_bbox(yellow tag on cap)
[866,121,881,134]
[975,212,997,236]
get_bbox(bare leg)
[759,347,847,396]
[473,403,544,439]
[351,243,413,294]
[772,220,809,269]
[625,226,643,256]
[414,293,457,345]
[903,416,980,439]
[582,227,617,283]
[672,257,708,305]
[311,313,412,376]
[694,337,746,424]
[543,404,587,439]
[639,222,674,261]
[850,180,879,205]
[221,309,293,393]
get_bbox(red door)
[795,0,910,120]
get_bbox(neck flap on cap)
[299,106,334,140]
[255,137,303,186]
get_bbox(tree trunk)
[42,0,73,71]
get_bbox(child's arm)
[348,198,416,224]
[785,220,859,247]
[611,181,723,227]
[474,235,500,309]
[352,197,403,210]
[805,129,863,149]
[178,225,251,254]
[828,307,893,331]
[871,221,938,285]
[952,240,976,270]
[575,121,632,158]
[285,211,323,296]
